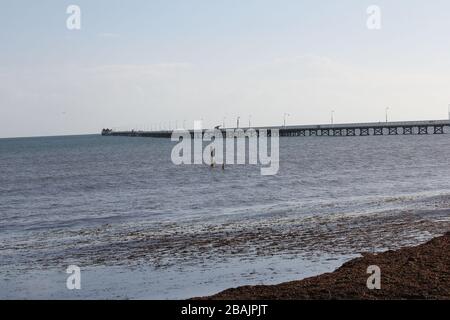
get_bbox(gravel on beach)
[198,231,450,300]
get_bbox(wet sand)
[198,231,450,300]
[2,206,449,299]
[23,208,450,269]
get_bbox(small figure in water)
[210,146,216,168]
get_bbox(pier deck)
[102,119,450,138]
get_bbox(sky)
[1,0,450,138]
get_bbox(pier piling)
[102,120,450,139]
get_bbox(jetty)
[101,119,450,138]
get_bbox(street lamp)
[283,113,290,127]
[385,107,390,123]
[249,115,252,128]
[331,110,335,125]
[237,116,240,128]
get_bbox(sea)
[1,133,450,299]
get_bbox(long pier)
[102,119,450,138]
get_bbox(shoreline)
[196,231,450,300]
[2,207,449,299]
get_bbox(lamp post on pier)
[283,113,290,127]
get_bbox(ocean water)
[1,134,450,299]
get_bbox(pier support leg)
[388,127,398,135]
[359,128,369,136]
[346,128,356,136]
[433,126,444,134]
[373,127,384,135]
[403,127,413,135]
[418,126,428,135]
[309,129,317,136]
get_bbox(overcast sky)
[1,0,450,138]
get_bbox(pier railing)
[101,120,450,138]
